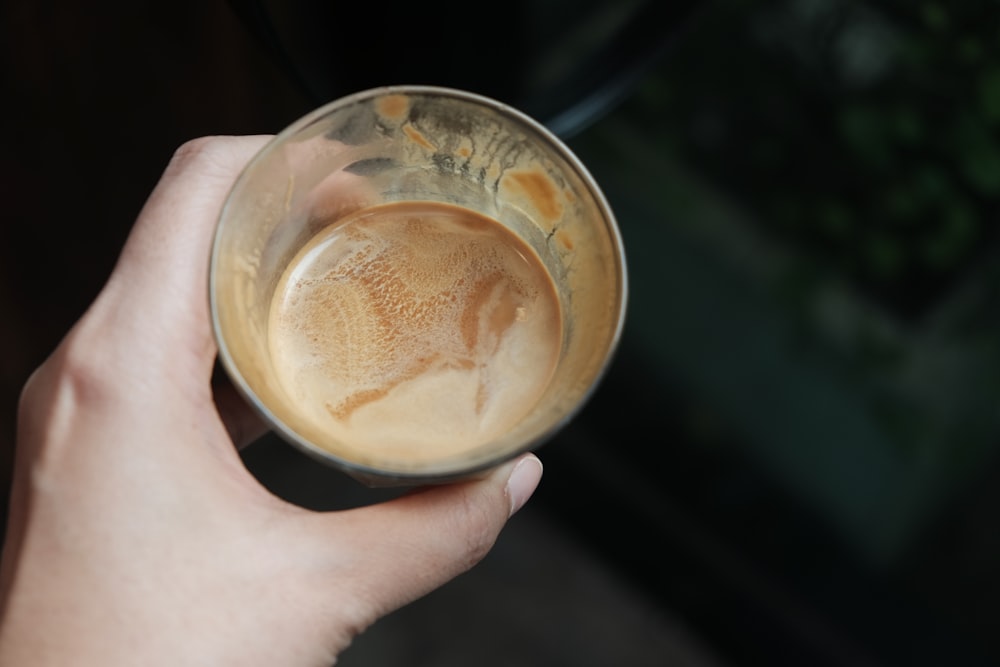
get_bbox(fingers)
[298,454,543,629]
[96,135,272,377]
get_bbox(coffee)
[267,201,562,464]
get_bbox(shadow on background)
[3,1,1000,666]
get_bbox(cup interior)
[211,86,627,483]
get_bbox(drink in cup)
[210,86,627,484]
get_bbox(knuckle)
[22,332,121,420]
[17,363,51,428]
[16,338,115,464]
[58,329,119,399]
[461,529,498,568]
[169,135,227,166]
[452,488,503,567]
[46,354,99,411]
[166,135,264,184]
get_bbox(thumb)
[298,454,543,632]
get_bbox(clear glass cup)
[210,85,627,485]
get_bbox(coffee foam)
[267,201,562,463]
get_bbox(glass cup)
[210,85,627,485]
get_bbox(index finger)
[102,135,272,377]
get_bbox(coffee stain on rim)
[376,94,410,121]
[503,169,564,223]
[555,229,574,250]
[402,123,437,151]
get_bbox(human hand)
[0,136,543,666]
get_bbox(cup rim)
[209,84,628,485]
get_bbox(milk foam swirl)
[268,201,562,463]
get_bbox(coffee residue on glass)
[502,169,564,223]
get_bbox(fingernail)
[506,455,543,517]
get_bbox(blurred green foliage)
[626,0,1000,319]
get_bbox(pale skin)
[0,135,543,666]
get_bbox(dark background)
[4,1,1000,665]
